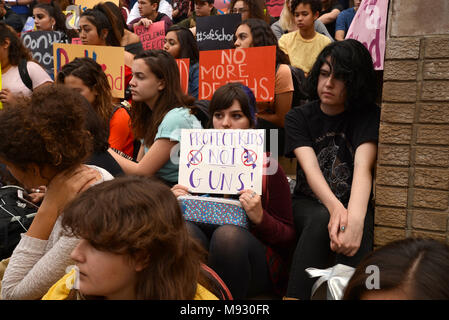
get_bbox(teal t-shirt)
[143,107,202,184]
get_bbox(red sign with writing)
[176,58,190,95]
[134,21,165,50]
[199,46,276,102]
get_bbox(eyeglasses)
[231,8,249,14]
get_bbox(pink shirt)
[2,61,53,97]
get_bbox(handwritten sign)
[199,46,276,102]
[74,0,119,10]
[179,129,265,195]
[266,0,284,17]
[345,0,388,70]
[22,31,67,80]
[196,14,241,51]
[214,0,231,14]
[53,43,125,98]
[134,21,165,50]
[176,58,190,95]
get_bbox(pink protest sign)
[134,21,165,50]
[266,0,284,18]
[214,0,231,14]
[71,37,82,44]
[345,0,389,70]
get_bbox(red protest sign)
[176,58,190,94]
[199,46,276,102]
[134,21,165,50]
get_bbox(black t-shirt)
[320,3,344,38]
[284,100,380,206]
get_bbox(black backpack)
[19,59,33,91]
[0,186,38,260]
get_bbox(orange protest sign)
[176,58,190,95]
[53,43,125,98]
[199,46,276,102]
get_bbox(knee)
[210,225,249,255]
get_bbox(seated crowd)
[1,0,448,301]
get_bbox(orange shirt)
[109,107,134,158]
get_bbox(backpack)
[0,186,38,260]
[19,59,33,91]
[276,64,309,108]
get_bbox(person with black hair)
[32,2,78,41]
[129,0,172,33]
[344,238,449,300]
[284,39,380,300]
[163,25,199,98]
[0,0,23,32]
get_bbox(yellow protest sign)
[74,0,119,10]
[53,43,125,98]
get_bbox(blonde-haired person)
[271,0,333,40]
[42,176,221,300]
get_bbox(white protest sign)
[179,129,264,195]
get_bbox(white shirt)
[126,0,173,24]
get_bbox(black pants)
[187,222,272,299]
[286,196,374,299]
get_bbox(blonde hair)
[279,0,296,32]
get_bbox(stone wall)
[374,0,449,246]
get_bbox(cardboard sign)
[214,0,231,14]
[346,0,388,70]
[196,14,241,51]
[176,58,190,95]
[179,129,265,195]
[53,43,125,98]
[74,0,119,10]
[22,31,67,80]
[134,21,165,50]
[71,38,82,44]
[266,0,284,17]
[199,46,276,102]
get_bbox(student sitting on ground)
[43,176,222,300]
[284,39,380,300]
[278,0,331,75]
[128,0,173,33]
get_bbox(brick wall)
[374,0,449,246]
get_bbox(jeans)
[286,196,374,299]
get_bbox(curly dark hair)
[0,85,93,172]
[307,39,378,112]
[57,57,113,128]
[290,0,321,14]
[234,18,290,65]
[0,22,32,66]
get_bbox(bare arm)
[294,146,347,247]
[257,91,293,128]
[318,9,341,25]
[334,30,346,41]
[109,138,178,177]
[334,142,377,256]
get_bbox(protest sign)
[22,31,66,80]
[71,38,82,44]
[74,0,119,10]
[179,129,265,195]
[196,14,241,51]
[134,21,165,50]
[176,58,190,95]
[53,43,125,98]
[214,0,231,14]
[199,46,276,102]
[345,0,388,70]
[266,0,284,17]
